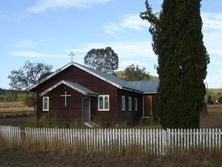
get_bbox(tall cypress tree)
[140,0,210,128]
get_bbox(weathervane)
[68,51,75,63]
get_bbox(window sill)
[98,109,109,112]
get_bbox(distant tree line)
[206,89,222,104]
[115,64,158,81]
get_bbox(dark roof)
[128,80,159,94]
[76,63,138,91]
[40,80,97,96]
[30,62,159,94]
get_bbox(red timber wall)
[33,65,118,122]
[143,95,158,119]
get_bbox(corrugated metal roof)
[30,62,159,94]
[40,80,97,96]
[128,80,159,94]
[75,63,139,91]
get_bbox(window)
[98,95,109,111]
[121,96,125,111]
[42,96,49,111]
[128,96,132,111]
[134,97,138,111]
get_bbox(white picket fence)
[0,126,221,155]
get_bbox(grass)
[0,147,221,167]
[0,101,33,113]
[0,101,33,119]
[207,104,222,113]
[200,104,222,128]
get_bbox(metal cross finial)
[69,51,75,63]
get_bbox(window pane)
[134,98,138,111]
[104,96,109,109]
[99,96,103,109]
[43,97,49,111]
[128,97,132,111]
[121,96,125,111]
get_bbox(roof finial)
[68,51,75,63]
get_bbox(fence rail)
[0,126,221,155]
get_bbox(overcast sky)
[1,0,222,89]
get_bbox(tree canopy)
[84,47,118,73]
[141,0,210,128]
[8,61,53,91]
[115,64,152,81]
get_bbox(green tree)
[8,61,53,90]
[140,0,210,128]
[84,47,118,73]
[218,96,222,104]
[207,95,214,104]
[115,64,151,81]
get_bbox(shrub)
[218,96,222,104]
[207,95,215,104]
[19,93,35,107]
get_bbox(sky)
[0,0,222,89]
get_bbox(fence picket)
[1,126,222,155]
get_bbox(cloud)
[103,14,148,34]
[27,0,111,13]
[120,14,147,31]
[206,69,222,88]
[202,13,222,31]
[201,12,222,57]
[11,40,37,49]
[68,41,158,74]
[103,23,121,35]
[9,50,66,58]
[70,41,155,59]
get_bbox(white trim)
[29,63,73,91]
[29,62,157,95]
[74,63,122,89]
[29,62,122,91]
[98,95,110,111]
[39,80,96,97]
[121,95,125,111]
[42,96,49,111]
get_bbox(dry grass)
[0,148,221,167]
[207,104,222,113]
[200,104,222,128]
[0,101,33,113]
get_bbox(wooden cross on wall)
[60,91,71,107]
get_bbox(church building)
[29,62,159,123]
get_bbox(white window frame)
[128,96,132,111]
[42,96,49,112]
[121,95,125,111]
[98,95,109,111]
[134,97,138,111]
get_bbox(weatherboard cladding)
[29,62,158,94]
